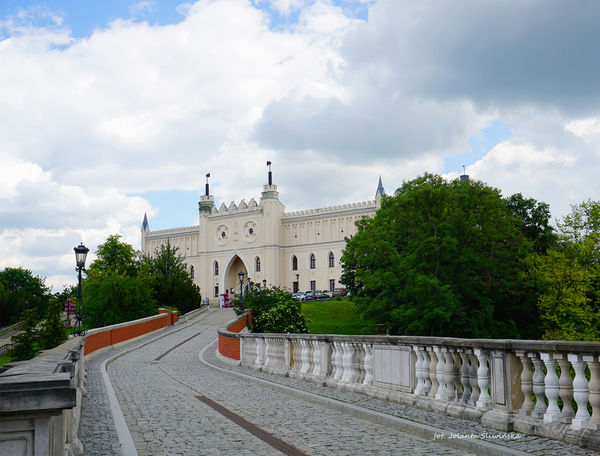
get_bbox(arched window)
[310,253,316,269]
[328,252,335,268]
[255,256,261,272]
[292,255,298,271]
[190,265,195,279]
[214,261,219,276]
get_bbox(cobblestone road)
[108,310,479,455]
[81,309,598,456]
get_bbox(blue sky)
[1,0,599,288]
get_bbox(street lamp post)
[238,271,245,301]
[262,279,267,289]
[73,243,89,336]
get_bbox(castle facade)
[141,169,383,301]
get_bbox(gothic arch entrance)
[222,254,248,296]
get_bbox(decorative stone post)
[541,352,561,423]
[568,353,590,430]
[583,354,600,430]
[362,343,374,387]
[554,353,575,424]
[474,348,491,409]
[530,353,547,419]
[515,351,534,416]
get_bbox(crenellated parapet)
[213,197,260,216]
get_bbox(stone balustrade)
[232,332,600,451]
[0,338,85,456]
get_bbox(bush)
[236,287,307,334]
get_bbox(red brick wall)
[218,311,252,361]
[84,310,178,356]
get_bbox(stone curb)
[199,340,530,456]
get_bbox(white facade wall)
[141,182,381,300]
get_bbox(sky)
[1,0,599,291]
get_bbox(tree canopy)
[341,173,538,338]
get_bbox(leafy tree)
[236,287,308,334]
[83,273,157,329]
[83,234,156,328]
[86,234,140,278]
[0,267,51,321]
[506,193,556,254]
[142,243,201,314]
[341,173,536,338]
[10,308,39,361]
[530,200,600,340]
[38,299,68,350]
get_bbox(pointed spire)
[375,176,385,199]
[142,213,149,231]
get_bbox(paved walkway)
[79,310,598,455]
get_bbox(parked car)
[331,288,347,297]
[314,291,328,300]
[299,290,316,301]
[320,290,332,299]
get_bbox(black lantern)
[73,243,89,336]
[262,279,267,288]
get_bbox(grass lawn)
[301,298,378,335]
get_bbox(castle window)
[292,255,298,271]
[328,252,335,268]
[214,261,219,275]
[310,253,316,269]
[255,256,261,272]
[190,265,194,279]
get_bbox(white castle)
[141,165,384,302]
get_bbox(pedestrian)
[203,296,209,308]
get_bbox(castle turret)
[260,161,285,286]
[141,213,149,253]
[375,176,385,203]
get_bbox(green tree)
[38,299,68,350]
[86,234,140,278]
[10,308,39,361]
[0,267,51,322]
[341,173,536,338]
[236,287,308,334]
[83,273,157,329]
[142,243,201,314]
[530,200,600,340]
[83,234,156,329]
[506,193,556,254]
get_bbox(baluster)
[341,342,354,383]
[468,352,479,406]
[568,353,590,430]
[475,348,491,409]
[332,341,344,381]
[311,340,320,377]
[458,349,471,404]
[515,351,534,416]
[355,344,365,384]
[555,354,575,424]
[541,353,561,422]
[434,346,446,400]
[290,339,300,372]
[298,339,308,374]
[584,355,600,430]
[422,349,431,396]
[257,337,265,367]
[530,353,547,419]
[427,347,439,398]
[442,348,457,401]
[452,350,463,402]
[413,346,424,396]
[362,343,374,386]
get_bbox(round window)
[221,231,226,238]
[249,227,254,235]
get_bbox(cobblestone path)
[107,310,479,455]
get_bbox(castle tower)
[260,161,285,287]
